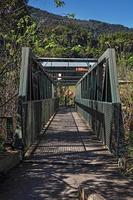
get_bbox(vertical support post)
[19,47,30,100]
[108,49,120,103]
[52,84,55,98]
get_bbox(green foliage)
[127,56,133,69]
[54,0,65,7]
[0,0,30,116]
[66,13,76,19]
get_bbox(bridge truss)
[75,49,125,157]
[18,47,125,157]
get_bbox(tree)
[54,0,65,7]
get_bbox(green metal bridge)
[0,48,132,200]
[19,47,124,158]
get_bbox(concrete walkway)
[0,108,132,200]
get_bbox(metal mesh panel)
[75,49,125,158]
[18,47,59,149]
[22,98,59,149]
[75,98,124,156]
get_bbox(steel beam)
[36,57,97,62]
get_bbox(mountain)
[28,6,133,35]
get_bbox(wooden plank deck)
[0,108,132,200]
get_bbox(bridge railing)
[18,47,59,150]
[21,98,58,149]
[75,49,125,158]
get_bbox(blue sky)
[28,0,133,28]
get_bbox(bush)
[0,135,5,152]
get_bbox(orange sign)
[76,67,88,72]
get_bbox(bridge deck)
[0,108,132,200]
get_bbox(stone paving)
[0,108,133,200]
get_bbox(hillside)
[28,6,133,35]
